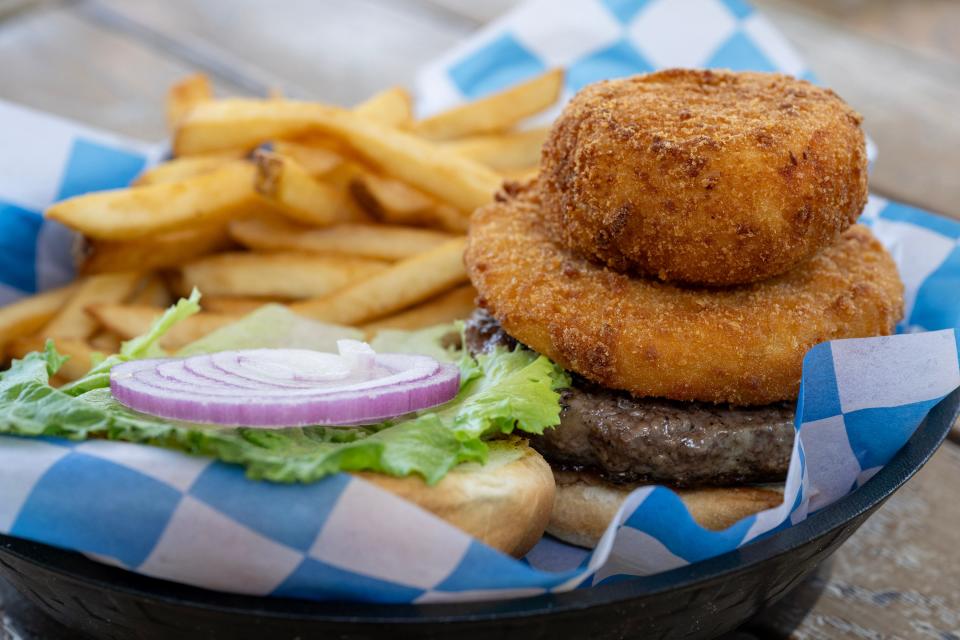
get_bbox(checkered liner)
[2,0,959,603]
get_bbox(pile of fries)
[0,69,566,384]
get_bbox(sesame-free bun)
[358,439,555,558]
[548,470,783,549]
[540,69,868,286]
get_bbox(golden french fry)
[167,73,213,132]
[413,70,563,140]
[444,127,549,171]
[0,284,79,354]
[229,217,453,261]
[272,141,343,176]
[277,84,415,171]
[7,336,96,381]
[429,203,470,234]
[133,152,246,186]
[80,222,234,274]
[354,173,434,215]
[47,162,257,240]
[362,285,476,335]
[349,175,469,233]
[42,272,141,340]
[499,166,540,182]
[254,151,363,226]
[87,305,239,350]
[175,101,500,213]
[291,237,467,325]
[128,275,173,308]
[89,330,122,354]
[181,251,387,299]
[201,296,285,315]
[354,86,413,128]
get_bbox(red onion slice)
[109,347,460,428]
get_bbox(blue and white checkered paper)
[2,0,960,603]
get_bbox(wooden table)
[1,1,958,638]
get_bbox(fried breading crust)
[540,69,868,286]
[465,182,903,405]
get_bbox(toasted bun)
[357,439,555,557]
[549,471,783,548]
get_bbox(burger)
[464,69,904,548]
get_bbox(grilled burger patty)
[465,309,794,487]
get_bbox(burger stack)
[464,69,904,548]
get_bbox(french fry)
[47,162,257,240]
[443,127,549,171]
[349,175,469,233]
[499,166,540,182]
[128,275,173,308]
[353,173,434,216]
[80,222,234,274]
[7,336,96,382]
[43,272,141,340]
[89,330,122,354]
[0,283,79,354]
[133,152,246,186]
[229,217,453,261]
[272,140,343,176]
[175,101,500,213]
[254,151,362,226]
[276,85,414,171]
[201,296,285,315]
[354,86,413,128]
[167,73,213,132]
[87,304,239,350]
[282,147,468,233]
[428,203,470,234]
[181,251,387,299]
[291,237,468,325]
[413,70,563,140]
[362,285,476,335]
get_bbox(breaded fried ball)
[540,69,868,286]
[465,182,902,405]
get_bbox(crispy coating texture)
[465,183,903,405]
[540,69,868,285]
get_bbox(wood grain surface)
[754,0,960,220]
[0,1,958,638]
[750,444,960,639]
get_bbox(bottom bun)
[357,438,555,558]
[549,471,784,549]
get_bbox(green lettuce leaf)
[179,304,363,355]
[0,302,568,485]
[59,290,202,396]
[369,324,460,363]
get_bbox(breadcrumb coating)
[465,182,903,405]
[540,69,868,286]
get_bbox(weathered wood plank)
[783,0,960,66]
[753,442,960,639]
[0,3,248,140]
[753,0,960,220]
[90,0,470,106]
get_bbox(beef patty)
[465,309,794,487]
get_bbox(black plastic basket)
[2,387,957,640]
